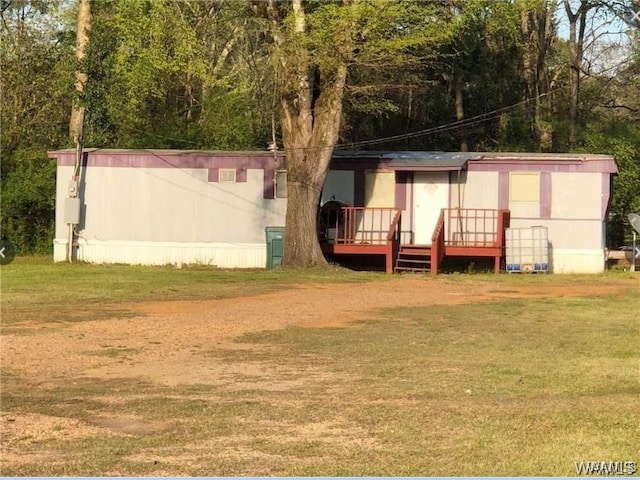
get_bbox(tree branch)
[604,99,639,112]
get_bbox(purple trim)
[601,173,611,221]
[540,172,551,219]
[354,170,365,206]
[51,150,280,169]
[50,150,616,174]
[408,172,414,233]
[391,166,465,172]
[263,167,275,199]
[51,149,276,198]
[450,170,465,209]
[498,171,509,209]
[395,172,408,210]
[208,168,247,183]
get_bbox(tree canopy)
[1,0,639,255]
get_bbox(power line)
[335,89,562,150]
[93,87,564,153]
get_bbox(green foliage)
[341,1,458,132]
[2,0,639,255]
[342,0,527,151]
[1,149,57,254]
[0,1,75,155]
[0,0,75,254]
[581,120,640,247]
[84,0,273,150]
[84,0,205,146]
[199,84,270,150]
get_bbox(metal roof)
[48,148,283,157]
[383,152,481,171]
[332,150,616,171]
[48,148,616,173]
[331,151,480,170]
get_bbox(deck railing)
[386,209,403,243]
[444,208,510,247]
[320,207,401,245]
[318,206,509,275]
[318,206,403,274]
[386,209,403,273]
[430,209,446,275]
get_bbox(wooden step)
[400,245,431,252]
[396,258,431,264]
[395,244,432,273]
[395,266,431,273]
[398,249,431,256]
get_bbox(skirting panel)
[551,249,606,274]
[53,239,267,268]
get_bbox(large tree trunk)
[454,71,468,152]
[564,0,589,151]
[521,0,557,151]
[520,3,535,136]
[283,152,329,266]
[265,0,352,268]
[69,0,91,143]
[281,63,348,267]
[534,1,556,115]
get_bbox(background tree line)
[1,0,639,256]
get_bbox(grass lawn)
[0,256,383,324]
[1,259,639,476]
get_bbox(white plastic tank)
[505,226,550,273]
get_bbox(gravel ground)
[1,275,633,471]
[1,276,627,385]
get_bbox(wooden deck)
[319,206,510,274]
[436,208,511,274]
[319,207,401,274]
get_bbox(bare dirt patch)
[0,412,117,466]
[1,276,630,386]
[1,275,636,474]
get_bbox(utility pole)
[67,0,91,262]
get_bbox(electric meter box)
[64,197,81,225]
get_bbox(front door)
[413,171,449,244]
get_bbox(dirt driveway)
[2,274,638,474]
[2,276,630,387]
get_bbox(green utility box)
[265,226,285,269]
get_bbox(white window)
[510,173,539,202]
[275,170,287,198]
[219,168,236,183]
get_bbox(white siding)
[551,172,601,219]
[54,239,267,268]
[453,171,499,209]
[55,165,286,267]
[508,219,604,250]
[508,218,606,273]
[549,249,606,274]
[56,166,286,244]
